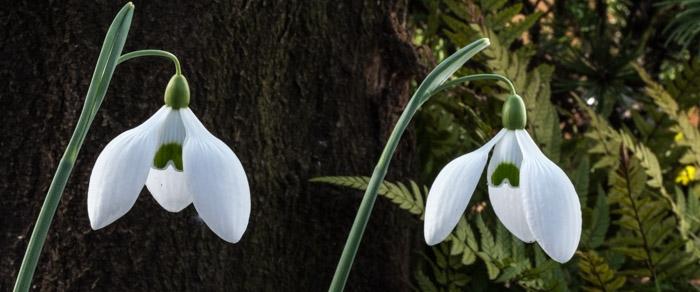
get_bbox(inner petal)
[146,162,193,212]
[487,130,523,187]
[159,109,186,144]
[153,109,186,171]
[489,184,535,242]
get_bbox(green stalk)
[434,73,516,96]
[13,3,134,291]
[328,38,517,291]
[118,49,182,75]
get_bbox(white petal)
[146,163,193,212]
[488,184,535,242]
[181,108,250,243]
[88,106,168,229]
[516,130,581,263]
[424,129,507,245]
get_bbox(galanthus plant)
[423,94,581,263]
[13,4,249,291]
[326,38,580,291]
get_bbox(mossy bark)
[0,1,420,290]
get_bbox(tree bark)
[0,0,420,290]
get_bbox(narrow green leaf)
[414,38,490,100]
[13,4,135,291]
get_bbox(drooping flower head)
[88,74,250,243]
[424,95,581,263]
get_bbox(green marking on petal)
[153,143,183,171]
[491,162,520,187]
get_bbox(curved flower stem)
[13,3,135,291]
[118,49,182,75]
[433,73,517,97]
[328,72,516,291]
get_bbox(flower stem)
[118,49,182,75]
[433,73,517,96]
[13,3,134,291]
[328,39,516,291]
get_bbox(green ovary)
[491,162,520,187]
[153,143,183,171]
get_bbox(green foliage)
[660,0,700,51]
[414,244,472,292]
[664,58,700,108]
[577,250,626,292]
[637,65,700,167]
[581,186,609,250]
[607,155,674,277]
[579,84,700,287]
[675,186,700,258]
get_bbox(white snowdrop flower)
[424,95,581,263]
[87,74,250,243]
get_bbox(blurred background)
[2,0,699,291]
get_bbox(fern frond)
[664,58,700,106]
[414,266,440,292]
[310,176,424,215]
[500,11,543,46]
[608,156,664,277]
[636,65,700,166]
[575,96,622,169]
[577,251,626,292]
[582,188,610,249]
[618,131,665,191]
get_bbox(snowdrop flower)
[424,95,581,263]
[88,74,250,243]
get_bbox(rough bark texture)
[0,0,420,290]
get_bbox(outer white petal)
[424,129,507,245]
[88,106,169,229]
[181,108,250,243]
[486,131,535,242]
[516,130,581,263]
[146,163,193,212]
